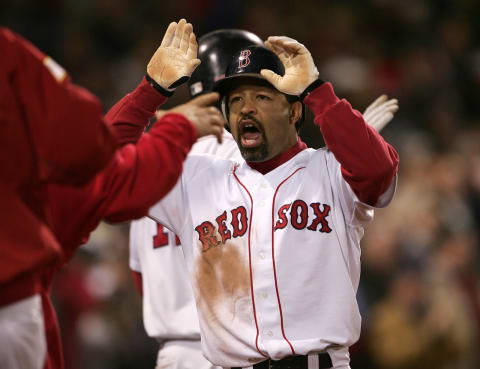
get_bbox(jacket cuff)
[133,76,169,113]
[303,82,340,119]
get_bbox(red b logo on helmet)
[238,50,251,68]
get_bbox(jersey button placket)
[251,182,278,354]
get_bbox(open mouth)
[239,119,263,148]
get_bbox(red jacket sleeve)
[304,82,399,206]
[0,27,117,186]
[49,113,197,259]
[105,77,168,145]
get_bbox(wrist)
[300,78,325,101]
[145,73,174,97]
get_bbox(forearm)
[305,82,399,205]
[97,113,196,222]
[49,113,196,252]
[105,77,168,145]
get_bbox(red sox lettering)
[195,200,332,251]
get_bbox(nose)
[240,98,257,116]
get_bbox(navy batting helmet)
[188,29,263,97]
[212,45,305,131]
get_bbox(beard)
[238,136,269,162]
[235,115,269,162]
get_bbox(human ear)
[289,101,303,126]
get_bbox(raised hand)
[363,95,399,132]
[147,19,201,91]
[261,36,319,96]
[156,93,225,143]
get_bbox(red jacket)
[0,27,117,285]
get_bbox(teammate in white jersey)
[143,33,399,368]
[129,27,398,369]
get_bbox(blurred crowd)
[2,0,480,368]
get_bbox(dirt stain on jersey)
[194,240,250,322]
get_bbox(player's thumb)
[261,69,282,89]
[188,58,201,72]
[191,92,220,107]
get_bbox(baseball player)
[128,29,398,369]
[146,36,399,368]
[0,19,226,369]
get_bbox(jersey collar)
[246,137,307,175]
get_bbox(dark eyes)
[257,94,270,101]
[230,96,242,104]
[229,95,270,104]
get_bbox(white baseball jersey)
[149,145,396,368]
[129,130,243,343]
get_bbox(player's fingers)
[186,32,198,60]
[211,124,223,144]
[267,36,298,44]
[365,108,386,127]
[205,107,225,122]
[371,102,398,120]
[160,22,177,47]
[268,36,305,54]
[180,23,192,53]
[207,106,221,115]
[374,112,394,132]
[282,41,306,55]
[191,92,220,107]
[382,99,399,112]
[264,41,290,66]
[172,18,186,48]
[260,69,283,89]
[363,95,387,115]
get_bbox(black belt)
[232,353,333,369]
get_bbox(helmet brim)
[212,73,275,97]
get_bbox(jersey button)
[259,252,265,259]
[267,331,273,337]
[262,292,268,299]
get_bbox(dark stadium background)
[2,1,480,368]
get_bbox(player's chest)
[188,163,337,252]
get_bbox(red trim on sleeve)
[131,271,143,297]
[305,83,399,206]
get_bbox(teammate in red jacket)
[0,19,225,369]
[0,26,117,288]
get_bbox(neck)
[246,137,307,175]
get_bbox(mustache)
[239,114,264,132]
